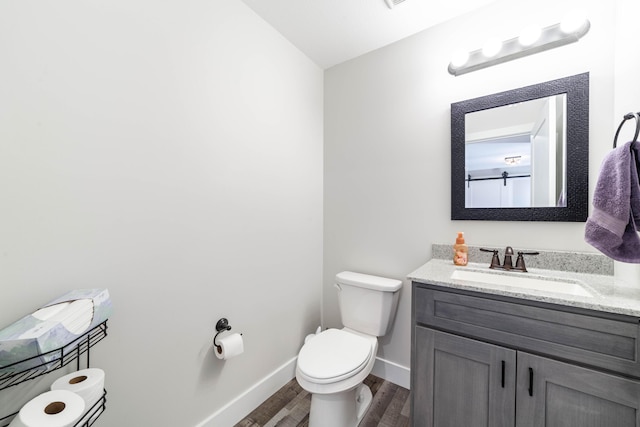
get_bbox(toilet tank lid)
[335,271,402,292]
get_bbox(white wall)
[0,1,323,426]
[324,0,619,371]
[2,0,637,423]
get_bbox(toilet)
[296,271,402,427]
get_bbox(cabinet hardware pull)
[501,360,505,388]
[528,368,534,396]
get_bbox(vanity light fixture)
[450,50,470,68]
[448,14,590,76]
[560,9,588,34]
[482,37,503,58]
[504,156,522,165]
[519,25,542,47]
[384,0,407,9]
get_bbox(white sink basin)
[450,269,594,298]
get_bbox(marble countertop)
[408,258,640,318]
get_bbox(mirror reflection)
[465,94,567,208]
[450,72,589,222]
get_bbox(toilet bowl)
[296,328,378,427]
[295,271,402,427]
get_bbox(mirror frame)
[451,72,589,221]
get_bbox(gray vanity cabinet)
[412,283,640,427]
[414,327,516,427]
[516,352,640,427]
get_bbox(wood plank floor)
[234,375,410,427]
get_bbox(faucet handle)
[515,251,539,272]
[480,248,501,269]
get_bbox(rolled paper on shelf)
[9,390,85,427]
[51,368,105,412]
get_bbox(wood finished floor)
[234,375,410,427]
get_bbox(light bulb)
[519,25,542,47]
[450,50,469,68]
[561,10,588,34]
[482,38,502,58]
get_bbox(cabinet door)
[516,352,640,427]
[413,327,516,427]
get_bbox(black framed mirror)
[451,72,589,221]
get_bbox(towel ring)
[613,112,640,148]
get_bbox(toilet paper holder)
[213,318,232,353]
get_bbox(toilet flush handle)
[334,283,342,291]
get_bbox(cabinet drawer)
[414,285,640,378]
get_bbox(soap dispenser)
[453,232,468,266]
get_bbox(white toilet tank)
[335,271,402,336]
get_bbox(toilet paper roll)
[215,333,244,360]
[9,390,85,427]
[51,368,105,412]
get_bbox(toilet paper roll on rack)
[213,318,244,360]
[8,390,85,427]
[51,368,105,425]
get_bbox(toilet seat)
[297,329,373,384]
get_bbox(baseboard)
[195,356,297,427]
[195,355,410,427]
[371,357,411,390]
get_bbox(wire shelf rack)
[0,320,108,426]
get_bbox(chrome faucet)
[480,246,539,272]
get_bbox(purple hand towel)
[585,140,640,263]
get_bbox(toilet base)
[308,384,373,427]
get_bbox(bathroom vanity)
[409,253,640,427]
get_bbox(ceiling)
[241,0,498,69]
